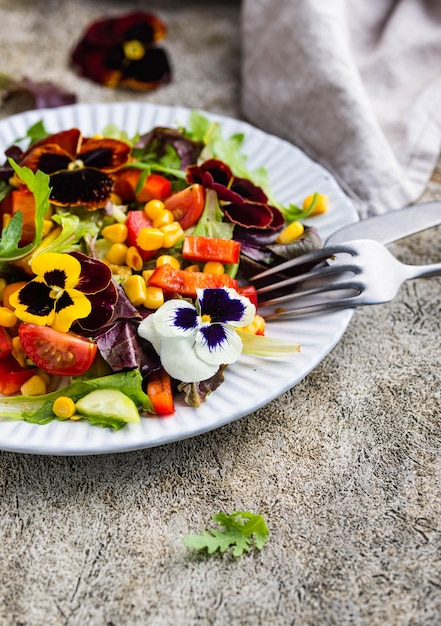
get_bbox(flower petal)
[160,335,219,383]
[152,299,199,338]
[31,252,82,288]
[49,168,114,207]
[51,288,92,333]
[79,138,130,171]
[138,312,162,353]
[195,323,243,366]
[9,279,55,327]
[197,288,255,327]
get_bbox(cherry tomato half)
[163,184,205,230]
[18,324,98,377]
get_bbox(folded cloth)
[241,0,441,216]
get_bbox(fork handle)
[407,261,441,279]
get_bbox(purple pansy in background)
[187,159,285,230]
[138,288,256,383]
[70,11,171,90]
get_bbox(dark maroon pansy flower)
[187,158,284,230]
[70,11,171,91]
[69,252,119,333]
[19,128,131,208]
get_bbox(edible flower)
[138,288,256,383]
[70,11,171,91]
[10,251,117,333]
[187,159,284,230]
[19,128,131,208]
[10,252,92,333]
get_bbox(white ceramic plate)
[0,102,358,455]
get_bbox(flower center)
[123,40,146,61]
[201,314,212,324]
[68,159,85,171]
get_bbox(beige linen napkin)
[241,0,441,216]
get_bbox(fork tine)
[258,279,364,307]
[249,242,355,283]
[264,296,361,320]
[255,262,360,298]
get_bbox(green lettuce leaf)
[0,160,51,261]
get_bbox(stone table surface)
[0,1,440,625]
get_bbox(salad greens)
[0,370,152,430]
[0,109,327,429]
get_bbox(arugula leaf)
[183,511,269,557]
[0,160,51,261]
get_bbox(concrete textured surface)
[0,1,440,625]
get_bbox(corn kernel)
[156,255,180,270]
[153,209,174,229]
[303,193,329,216]
[20,374,47,396]
[144,286,165,309]
[105,242,128,265]
[2,281,27,310]
[53,396,77,419]
[126,246,144,272]
[101,223,128,243]
[2,214,11,229]
[0,278,7,301]
[0,306,17,328]
[185,264,201,273]
[144,199,165,220]
[136,228,164,251]
[124,274,148,307]
[142,269,155,284]
[109,192,122,205]
[276,221,305,244]
[12,336,27,368]
[241,314,266,335]
[161,221,184,248]
[203,261,225,275]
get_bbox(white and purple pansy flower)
[138,288,256,383]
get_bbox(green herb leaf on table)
[183,511,269,557]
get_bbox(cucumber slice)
[76,389,140,424]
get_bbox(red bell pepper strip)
[182,235,241,265]
[148,264,238,298]
[0,327,13,359]
[125,210,156,261]
[147,367,175,415]
[113,169,172,203]
[0,355,35,396]
[238,285,259,309]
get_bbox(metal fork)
[249,239,441,320]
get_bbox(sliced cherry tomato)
[163,184,205,230]
[0,327,13,359]
[182,235,241,265]
[0,354,35,396]
[147,368,175,415]
[18,324,97,376]
[125,210,156,261]
[113,169,172,203]
[148,264,238,298]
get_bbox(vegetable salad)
[0,111,326,429]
